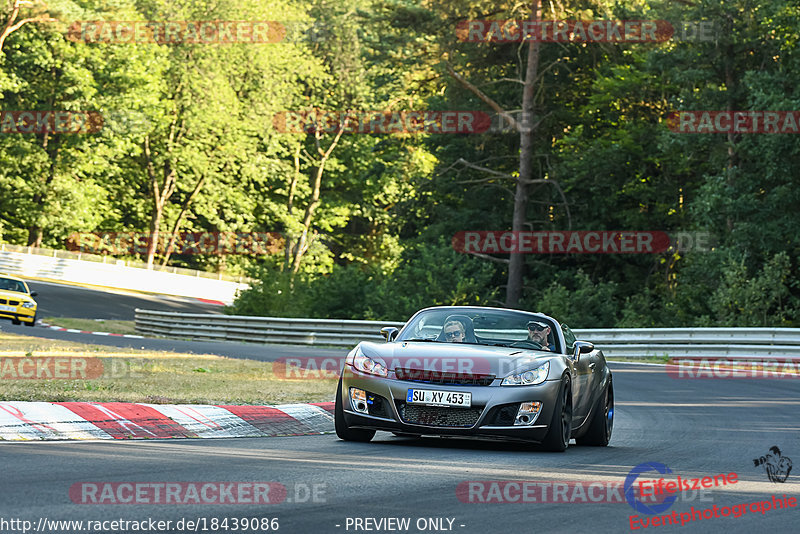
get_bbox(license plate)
[407,389,471,408]
[0,304,14,312]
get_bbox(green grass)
[0,332,336,404]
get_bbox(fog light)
[350,387,369,414]
[514,402,542,426]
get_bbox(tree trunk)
[289,126,346,275]
[506,0,542,308]
[291,163,324,275]
[146,205,163,268]
[160,174,206,267]
[724,36,737,233]
[284,143,302,271]
[143,135,177,269]
[26,226,43,247]
[26,132,58,247]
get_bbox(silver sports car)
[335,306,613,451]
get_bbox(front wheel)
[334,377,375,442]
[576,380,614,446]
[540,375,572,452]
[24,314,36,327]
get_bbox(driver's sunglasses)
[445,330,464,339]
[528,326,546,332]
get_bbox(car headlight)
[502,361,549,386]
[351,348,388,378]
[21,302,36,309]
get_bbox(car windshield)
[0,278,27,294]
[397,308,559,352]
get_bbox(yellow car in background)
[0,274,38,327]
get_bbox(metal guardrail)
[135,309,404,347]
[0,244,250,304]
[0,242,251,283]
[134,309,800,358]
[568,328,800,359]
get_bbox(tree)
[133,0,320,269]
[0,0,160,247]
[0,0,56,53]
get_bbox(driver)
[527,321,555,351]
[442,318,466,343]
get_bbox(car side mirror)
[380,326,399,342]
[30,291,38,297]
[573,341,594,361]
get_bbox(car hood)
[358,340,555,378]
[0,289,35,303]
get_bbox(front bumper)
[0,309,36,323]
[340,368,562,443]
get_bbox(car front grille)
[397,402,483,427]
[0,299,19,306]
[394,368,495,386]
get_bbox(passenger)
[438,315,477,343]
[443,319,465,342]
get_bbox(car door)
[562,324,593,424]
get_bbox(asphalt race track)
[25,281,225,320]
[2,282,798,532]
[1,281,348,360]
[1,363,798,534]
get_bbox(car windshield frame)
[0,278,28,294]
[397,307,560,352]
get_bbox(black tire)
[540,375,572,452]
[24,315,36,327]
[576,379,614,446]
[334,377,375,442]
[11,318,21,325]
